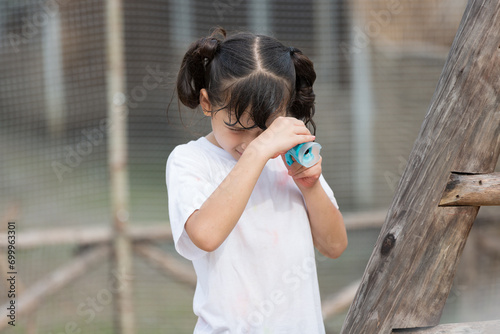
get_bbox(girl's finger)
[291,135,316,146]
[288,163,310,176]
[293,124,312,135]
[290,157,322,176]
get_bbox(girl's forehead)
[223,108,286,129]
[222,110,256,129]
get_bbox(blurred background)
[0,0,499,333]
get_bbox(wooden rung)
[392,319,500,333]
[134,243,196,288]
[439,172,500,206]
[322,279,361,320]
[0,211,387,250]
[0,224,173,249]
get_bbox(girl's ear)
[199,89,212,117]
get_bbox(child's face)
[200,89,285,161]
[207,109,283,161]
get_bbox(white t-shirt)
[166,137,339,334]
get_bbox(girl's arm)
[286,157,348,259]
[301,182,347,259]
[185,117,316,252]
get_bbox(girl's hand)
[248,116,316,161]
[281,155,322,190]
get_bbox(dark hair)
[176,28,316,133]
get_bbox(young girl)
[166,28,347,334]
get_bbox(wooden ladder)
[340,0,500,333]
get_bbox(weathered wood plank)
[440,173,500,206]
[341,0,500,332]
[391,320,500,333]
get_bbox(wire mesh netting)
[0,0,499,333]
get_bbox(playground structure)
[0,0,499,333]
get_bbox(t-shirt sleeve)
[319,174,340,210]
[166,146,214,260]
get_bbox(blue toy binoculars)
[285,142,322,168]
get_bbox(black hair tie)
[289,47,296,56]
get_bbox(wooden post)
[341,0,500,332]
[106,0,135,332]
